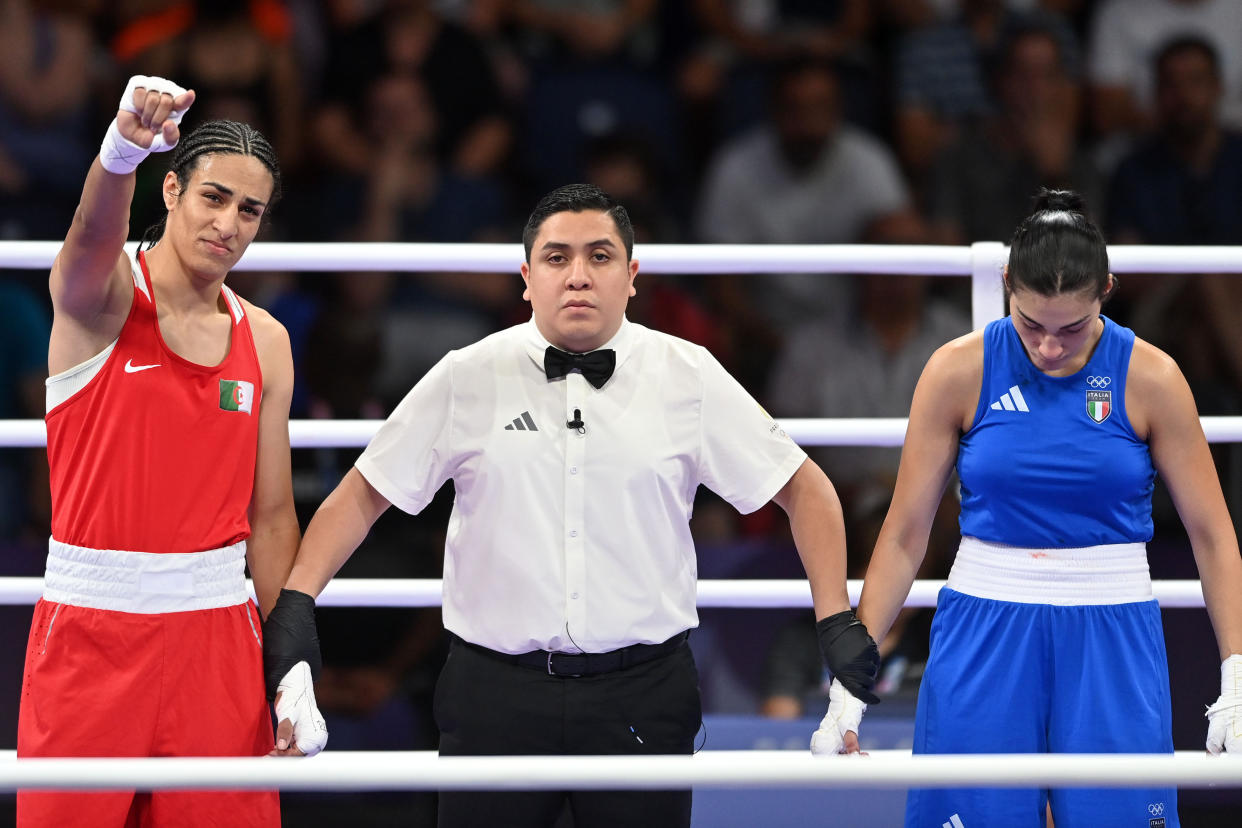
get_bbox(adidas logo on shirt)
[989,385,1029,413]
[504,411,539,431]
[942,815,966,828]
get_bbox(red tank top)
[46,251,263,552]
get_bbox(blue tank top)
[957,315,1155,547]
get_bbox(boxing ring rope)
[3,417,1242,448]
[7,239,1242,273]
[3,241,1241,793]
[0,750,1237,793]
[0,576,1212,609]
[6,240,1242,329]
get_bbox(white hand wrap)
[275,660,329,757]
[810,678,867,756]
[1206,654,1242,755]
[99,75,191,174]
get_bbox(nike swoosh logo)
[124,359,161,373]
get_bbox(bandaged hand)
[100,75,195,174]
[810,678,867,755]
[1206,654,1242,755]
[273,661,328,757]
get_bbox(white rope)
[3,417,1240,448]
[0,750,1236,792]
[0,241,975,274]
[6,240,1242,274]
[0,577,1208,608]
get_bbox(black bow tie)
[544,346,616,389]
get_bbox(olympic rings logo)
[1149,803,1165,816]
[1086,376,1111,388]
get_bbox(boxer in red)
[18,74,319,827]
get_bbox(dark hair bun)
[1032,188,1086,214]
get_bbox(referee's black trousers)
[435,635,702,828]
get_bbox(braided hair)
[141,119,282,251]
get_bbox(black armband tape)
[816,609,881,704]
[262,588,322,700]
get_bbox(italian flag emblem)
[1086,390,1111,424]
[220,379,255,414]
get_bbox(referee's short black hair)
[523,184,634,262]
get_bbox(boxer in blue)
[835,189,1242,827]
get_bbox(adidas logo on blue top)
[989,385,1029,412]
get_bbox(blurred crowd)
[2,0,1242,773]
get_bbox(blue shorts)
[906,588,1177,828]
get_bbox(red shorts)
[17,598,280,827]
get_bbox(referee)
[263,184,880,827]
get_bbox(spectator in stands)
[892,0,1079,179]
[767,273,969,499]
[697,58,920,253]
[311,0,512,181]
[1107,35,1242,412]
[0,0,98,240]
[1086,0,1242,147]
[679,0,875,148]
[696,56,924,392]
[696,58,904,392]
[1109,36,1242,247]
[927,21,1098,245]
[297,69,507,251]
[113,0,306,174]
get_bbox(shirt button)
[570,466,578,475]
[571,592,579,600]
[569,530,578,538]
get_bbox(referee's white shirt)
[355,317,807,654]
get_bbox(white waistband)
[946,536,1152,605]
[44,538,250,613]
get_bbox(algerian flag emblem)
[1086,390,1111,424]
[220,379,255,414]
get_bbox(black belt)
[453,631,689,677]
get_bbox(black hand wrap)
[816,609,881,704]
[262,589,323,701]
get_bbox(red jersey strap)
[221,284,246,324]
[132,249,153,302]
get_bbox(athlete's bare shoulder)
[926,328,984,392]
[234,295,290,351]
[48,249,137,375]
[911,328,985,432]
[1127,335,1181,394]
[1126,335,1190,439]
